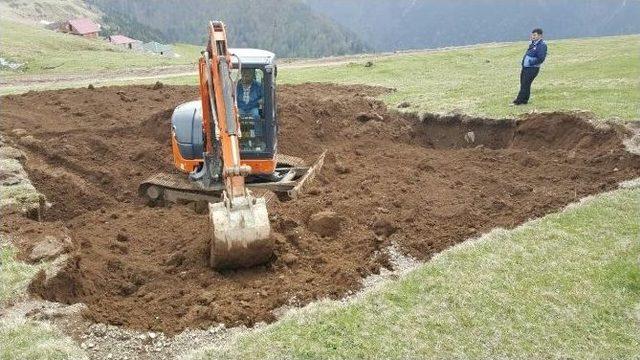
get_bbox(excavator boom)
[199,21,272,269]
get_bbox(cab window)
[237,68,266,152]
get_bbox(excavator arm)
[198,21,272,269]
[198,21,249,195]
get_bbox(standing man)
[513,28,547,105]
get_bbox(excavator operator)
[237,68,264,137]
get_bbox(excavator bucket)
[208,195,272,269]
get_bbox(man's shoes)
[511,100,527,106]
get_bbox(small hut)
[142,41,174,57]
[60,18,101,38]
[108,35,143,50]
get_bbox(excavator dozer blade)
[209,196,272,270]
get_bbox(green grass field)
[0,316,86,360]
[275,35,640,121]
[146,35,640,121]
[10,34,634,121]
[0,244,85,359]
[0,244,38,305]
[0,18,201,75]
[171,35,640,121]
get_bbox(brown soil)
[1,83,639,334]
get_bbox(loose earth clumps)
[1,83,639,334]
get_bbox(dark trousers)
[515,67,540,104]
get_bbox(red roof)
[109,35,140,45]
[68,18,100,35]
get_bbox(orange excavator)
[139,21,324,270]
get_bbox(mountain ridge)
[87,0,370,57]
[305,0,640,52]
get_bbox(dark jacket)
[522,39,547,68]
[236,81,263,112]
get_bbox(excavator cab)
[233,50,277,157]
[170,48,278,175]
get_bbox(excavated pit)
[1,83,639,334]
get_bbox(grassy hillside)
[0,18,200,75]
[0,0,100,23]
[191,187,640,359]
[0,317,85,360]
[278,35,640,121]
[5,34,635,121]
[3,24,637,122]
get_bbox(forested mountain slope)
[87,0,369,57]
[305,0,640,51]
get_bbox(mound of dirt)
[308,210,343,237]
[1,83,639,334]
